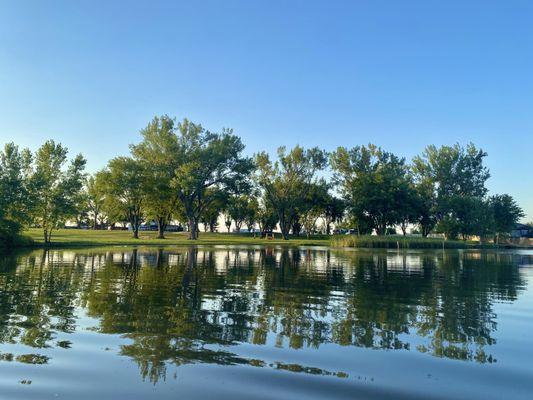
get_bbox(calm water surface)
[0,246,532,399]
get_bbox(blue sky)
[0,0,531,220]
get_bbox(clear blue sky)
[0,0,531,220]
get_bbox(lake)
[0,246,532,399]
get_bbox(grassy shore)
[23,228,331,247]
[18,228,519,249]
[331,235,476,249]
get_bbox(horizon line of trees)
[0,115,528,245]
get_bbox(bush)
[0,216,32,248]
[331,235,472,249]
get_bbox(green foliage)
[102,157,146,238]
[224,194,259,233]
[29,141,86,244]
[489,194,524,242]
[256,202,278,235]
[161,118,254,239]
[86,170,108,228]
[244,196,259,232]
[412,143,490,200]
[435,196,494,240]
[412,143,490,237]
[130,116,181,238]
[299,180,330,238]
[331,144,412,235]
[0,118,528,247]
[413,181,436,237]
[323,196,345,235]
[0,143,33,246]
[332,235,471,249]
[255,146,328,239]
[200,189,227,232]
[225,195,247,232]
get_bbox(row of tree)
[0,115,526,244]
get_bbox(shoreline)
[5,229,530,250]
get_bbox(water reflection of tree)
[0,248,528,383]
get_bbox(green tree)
[223,209,232,233]
[170,119,253,240]
[227,195,253,232]
[435,196,494,241]
[130,116,179,239]
[397,181,422,236]
[73,189,90,228]
[299,180,329,239]
[412,143,490,238]
[29,140,86,244]
[323,195,345,235]
[86,171,108,229]
[256,202,278,236]
[413,181,436,237]
[0,143,32,245]
[489,194,524,243]
[255,146,327,240]
[331,144,411,235]
[244,196,259,233]
[199,189,227,232]
[102,157,145,239]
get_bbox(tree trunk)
[188,217,198,240]
[93,213,98,230]
[157,217,166,239]
[131,215,139,239]
[279,214,290,240]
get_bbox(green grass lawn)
[24,228,331,247]
[22,228,507,249]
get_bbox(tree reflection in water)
[0,247,529,383]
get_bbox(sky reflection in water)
[0,247,532,400]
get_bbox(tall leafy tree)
[29,140,86,244]
[199,189,227,232]
[413,181,436,237]
[171,119,253,240]
[489,194,524,243]
[223,209,233,233]
[86,171,108,229]
[0,143,32,244]
[130,116,179,238]
[331,144,411,235]
[244,196,259,233]
[435,196,494,240]
[227,195,256,232]
[412,143,490,236]
[299,180,329,239]
[323,195,345,235]
[102,157,145,239]
[256,201,278,237]
[254,146,327,240]
[396,181,422,236]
